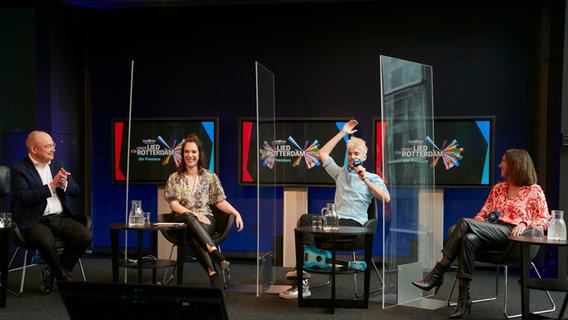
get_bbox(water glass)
[531,223,544,239]
[143,212,151,226]
[311,215,323,230]
[0,212,11,228]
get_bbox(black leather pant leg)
[443,218,513,280]
[188,237,216,273]
[457,233,482,280]
[183,214,217,273]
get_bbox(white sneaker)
[285,269,311,281]
[279,279,311,299]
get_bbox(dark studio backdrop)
[0,1,565,262]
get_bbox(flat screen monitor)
[112,118,218,184]
[239,118,351,186]
[374,116,495,188]
[57,281,228,320]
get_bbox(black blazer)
[10,156,80,230]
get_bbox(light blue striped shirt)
[323,157,388,225]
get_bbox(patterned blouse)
[164,170,227,216]
[473,182,549,229]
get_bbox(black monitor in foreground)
[57,281,228,320]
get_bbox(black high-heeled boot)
[449,284,472,319]
[411,262,448,294]
[211,249,230,270]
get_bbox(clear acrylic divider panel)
[255,62,277,297]
[379,56,441,309]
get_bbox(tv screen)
[112,118,218,184]
[374,116,495,188]
[239,118,351,186]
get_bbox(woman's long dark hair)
[177,133,206,176]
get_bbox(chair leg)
[78,258,87,281]
[503,262,556,319]
[162,244,177,285]
[354,252,383,299]
[7,248,31,297]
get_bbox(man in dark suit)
[10,131,92,295]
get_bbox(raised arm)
[318,119,358,164]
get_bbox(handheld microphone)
[353,159,363,174]
[487,210,500,223]
[353,159,362,167]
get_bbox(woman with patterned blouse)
[164,133,244,289]
[412,149,549,319]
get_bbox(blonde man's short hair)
[346,137,367,155]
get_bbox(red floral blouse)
[474,182,550,229]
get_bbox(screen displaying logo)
[260,137,320,170]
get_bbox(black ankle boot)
[411,262,448,294]
[449,284,472,319]
[211,250,230,271]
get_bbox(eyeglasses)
[37,143,56,150]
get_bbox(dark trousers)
[24,214,92,279]
[176,214,217,273]
[444,218,513,280]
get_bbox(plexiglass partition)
[379,56,444,309]
[255,62,277,296]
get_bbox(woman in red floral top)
[164,133,244,289]
[412,149,549,319]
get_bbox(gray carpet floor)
[1,255,567,320]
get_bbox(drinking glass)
[0,212,11,228]
[311,215,323,230]
[531,223,544,239]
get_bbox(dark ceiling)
[59,0,365,9]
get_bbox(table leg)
[331,237,336,314]
[176,229,186,285]
[137,230,143,283]
[0,228,10,308]
[363,233,373,305]
[557,247,568,320]
[151,230,157,284]
[519,243,530,318]
[294,230,305,302]
[110,228,119,282]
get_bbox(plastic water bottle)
[128,200,144,227]
[547,210,566,241]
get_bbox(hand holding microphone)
[353,159,366,180]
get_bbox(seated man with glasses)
[10,130,92,295]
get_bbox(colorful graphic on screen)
[240,119,349,186]
[425,136,464,170]
[113,118,217,184]
[375,117,494,187]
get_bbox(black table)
[0,226,11,308]
[110,222,186,285]
[509,235,568,319]
[294,226,373,313]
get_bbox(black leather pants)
[177,213,217,273]
[443,218,513,280]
